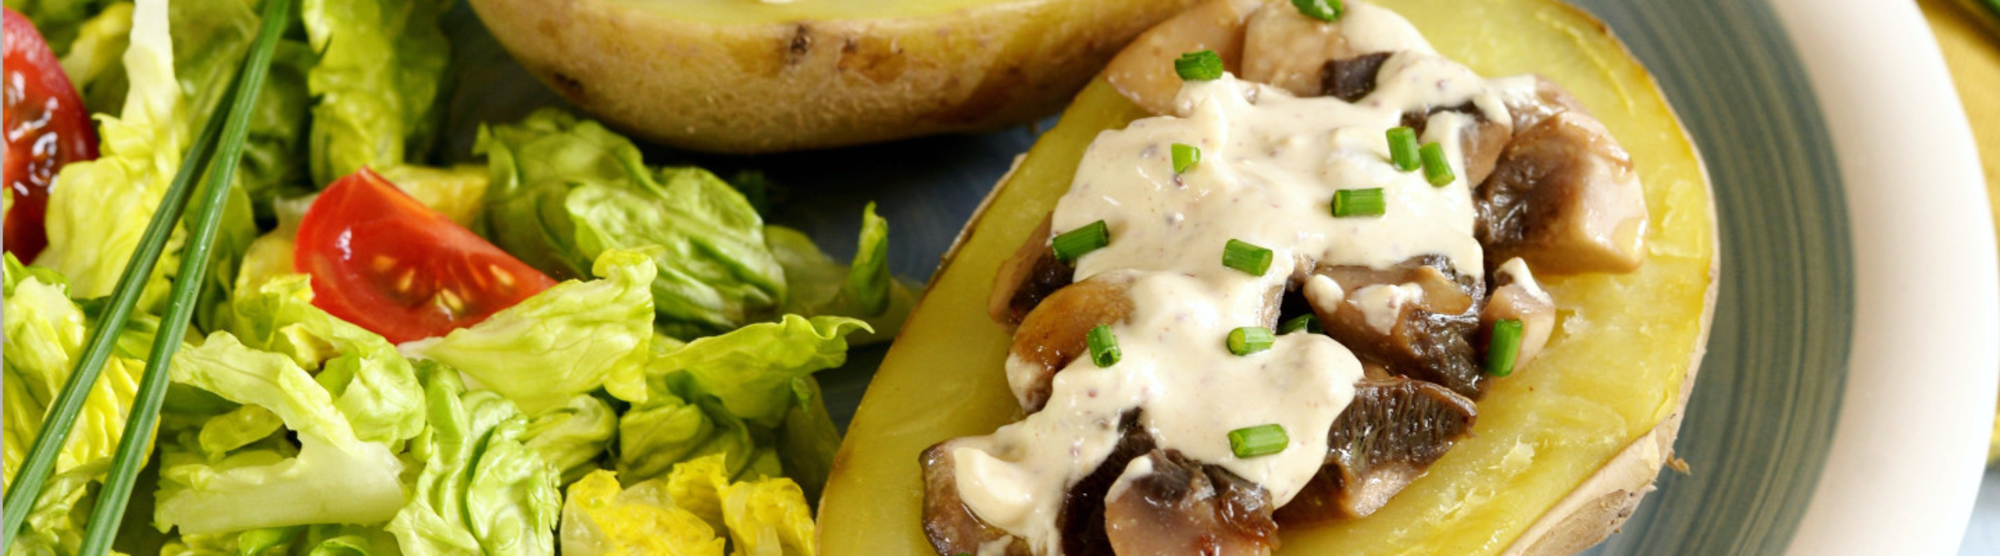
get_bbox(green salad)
[0,0,912,553]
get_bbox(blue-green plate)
[443,0,1996,552]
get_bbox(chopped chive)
[1486,319,1524,377]
[1172,143,1201,173]
[1087,324,1121,367]
[1387,126,1420,172]
[1291,0,1345,21]
[1228,424,1289,458]
[1227,326,1276,355]
[1221,239,1272,276]
[1051,220,1110,263]
[1280,314,1323,335]
[1331,188,1386,217]
[1420,142,1454,186]
[1175,50,1224,81]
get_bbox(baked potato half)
[820,0,1715,554]
[465,0,1200,153]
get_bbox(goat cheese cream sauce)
[951,4,1522,553]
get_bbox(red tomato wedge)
[4,8,99,261]
[296,168,557,343]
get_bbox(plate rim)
[1768,0,2000,553]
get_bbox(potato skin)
[467,0,1200,153]
[819,1,1715,555]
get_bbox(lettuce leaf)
[157,333,409,534]
[663,455,815,556]
[0,260,156,556]
[476,110,787,339]
[388,362,560,556]
[226,275,426,445]
[400,249,654,414]
[376,164,489,228]
[34,0,185,300]
[57,0,131,114]
[764,204,915,344]
[162,524,403,556]
[615,315,864,491]
[302,0,451,185]
[559,470,723,556]
[522,394,617,486]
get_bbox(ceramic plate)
[442,0,1997,552]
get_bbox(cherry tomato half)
[4,8,99,261]
[296,168,557,343]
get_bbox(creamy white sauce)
[951,3,1536,553]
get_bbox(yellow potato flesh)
[818,0,1715,554]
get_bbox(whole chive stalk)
[1280,314,1323,335]
[1172,143,1201,174]
[1228,424,1290,458]
[1331,188,1386,217]
[73,0,295,552]
[1175,50,1224,81]
[1387,126,1420,172]
[1420,142,1454,186]
[1221,239,1272,276]
[1051,220,1111,263]
[1485,319,1525,377]
[1087,324,1121,367]
[1227,326,1275,355]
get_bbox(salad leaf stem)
[0,28,245,556]
[73,0,294,552]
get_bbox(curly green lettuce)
[302,0,451,185]
[388,362,561,556]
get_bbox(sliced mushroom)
[1274,377,1478,525]
[1303,257,1486,398]
[1476,111,1649,274]
[1242,3,1376,97]
[921,444,1033,556]
[1104,0,1267,115]
[1502,75,1589,132]
[1007,275,1137,412]
[1400,103,1514,187]
[1481,258,1557,372]
[1058,411,1158,555]
[1316,52,1392,102]
[990,217,1077,327]
[1104,450,1280,556]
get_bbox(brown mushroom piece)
[920,444,1033,556]
[1480,259,1557,372]
[1503,75,1589,132]
[1103,450,1280,556]
[1303,257,1487,398]
[1007,275,1137,412]
[1476,111,1649,274]
[1274,377,1479,525]
[1401,103,1514,187]
[990,217,1077,327]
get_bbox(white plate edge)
[1769,0,1999,554]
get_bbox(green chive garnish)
[1292,0,1345,21]
[48,1,294,552]
[1088,324,1121,367]
[1420,142,1454,186]
[1486,318,1524,377]
[1387,126,1420,172]
[1172,143,1201,173]
[1175,50,1224,81]
[1227,327,1276,355]
[1051,220,1111,263]
[1221,239,1272,276]
[1228,424,1290,458]
[1280,314,1323,335]
[1331,188,1386,217]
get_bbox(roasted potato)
[465,0,1201,153]
[819,0,1715,553]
